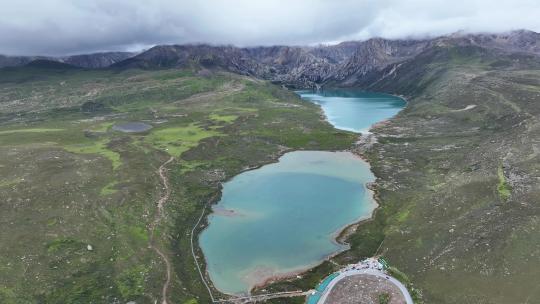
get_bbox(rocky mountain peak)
[2,30,538,89]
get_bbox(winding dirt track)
[149,156,175,304]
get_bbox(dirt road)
[149,156,175,304]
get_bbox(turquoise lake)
[297,90,405,133]
[199,90,405,295]
[199,151,376,294]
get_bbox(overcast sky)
[1,0,539,56]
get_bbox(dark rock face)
[111,30,540,88]
[328,38,430,86]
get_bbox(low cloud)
[1,0,539,56]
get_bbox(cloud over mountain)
[1,0,539,55]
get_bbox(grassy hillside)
[263,45,540,304]
[2,43,539,304]
[365,46,540,304]
[0,66,357,303]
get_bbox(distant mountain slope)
[109,30,540,88]
[3,30,538,86]
[60,52,137,68]
[110,40,430,88]
[0,54,42,68]
[442,29,540,54]
[0,51,136,69]
[24,59,79,70]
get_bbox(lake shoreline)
[246,149,378,295]
[249,166,379,294]
[196,90,408,298]
[200,150,373,295]
[249,92,409,294]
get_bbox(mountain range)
[3,30,539,89]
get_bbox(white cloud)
[0,0,538,55]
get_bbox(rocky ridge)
[113,30,540,88]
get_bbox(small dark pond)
[112,122,153,133]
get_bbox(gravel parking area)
[323,274,407,304]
